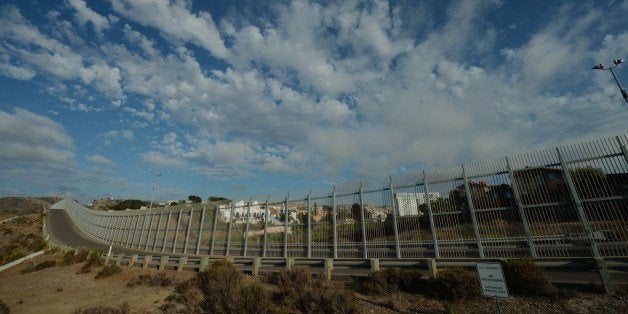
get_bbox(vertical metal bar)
[123,213,132,247]
[196,205,206,255]
[617,136,628,165]
[210,205,219,255]
[137,211,148,249]
[243,199,252,256]
[307,191,312,258]
[106,215,116,243]
[332,187,338,259]
[162,210,172,252]
[423,171,440,258]
[172,208,182,253]
[461,164,485,258]
[506,156,537,258]
[284,193,289,258]
[226,201,235,256]
[144,211,155,250]
[358,183,368,258]
[556,147,600,257]
[130,211,141,248]
[389,178,401,259]
[184,207,194,254]
[153,211,163,251]
[262,196,270,257]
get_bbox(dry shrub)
[63,249,76,265]
[21,260,56,273]
[275,267,357,314]
[127,273,174,287]
[199,260,272,314]
[428,267,481,301]
[78,250,103,274]
[502,259,556,296]
[362,268,425,294]
[73,301,129,314]
[0,299,9,314]
[95,265,122,279]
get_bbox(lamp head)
[613,59,624,65]
[592,64,605,70]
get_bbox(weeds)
[73,301,130,314]
[95,265,122,279]
[361,268,425,294]
[427,267,481,301]
[0,300,9,314]
[127,273,174,287]
[78,250,103,274]
[21,260,56,273]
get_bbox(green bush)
[0,245,26,265]
[63,250,76,265]
[275,267,357,314]
[428,267,481,301]
[78,250,103,274]
[502,259,555,296]
[95,265,122,279]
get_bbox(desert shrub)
[0,299,9,314]
[22,260,56,273]
[428,267,481,301]
[502,259,555,296]
[361,268,425,294]
[127,273,174,287]
[275,267,357,314]
[198,260,272,313]
[74,249,89,263]
[95,265,122,279]
[63,250,76,265]
[0,245,26,265]
[73,301,129,314]
[78,250,103,274]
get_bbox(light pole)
[149,173,162,210]
[592,58,628,104]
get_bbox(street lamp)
[592,58,628,104]
[149,173,162,210]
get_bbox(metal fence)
[51,135,628,259]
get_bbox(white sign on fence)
[476,262,509,298]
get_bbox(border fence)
[51,135,628,260]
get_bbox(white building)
[219,200,286,224]
[394,192,440,216]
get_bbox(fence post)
[262,196,270,257]
[389,177,401,259]
[358,183,368,259]
[129,211,141,248]
[226,201,235,256]
[461,164,485,258]
[307,191,312,258]
[172,208,183,253]
[505,156,537,258]
[162,210,172,253]
[423,172,440,258]
[243,199,252,256]
[184,207,194,254]
[283,193,289,259]
[153,211,163,251]
[617,136,628,165]
[196,204,206,255]
[106,215,116,244]
[144,211,155,250]
[123,213,132,247]
[137,211,149,249]
[332,187,338,259]
[210,205,219,255]
[556,147,600,257]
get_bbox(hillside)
[0,197,59,220]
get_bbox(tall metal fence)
[51,135,628,259]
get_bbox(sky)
[0,0,627,204]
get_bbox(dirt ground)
[1,250,627,314]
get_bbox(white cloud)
[0,108,74,164]
[86,154,112,165]
[110,0,229,58]
[67,0,110,33]
[141,151,181,167]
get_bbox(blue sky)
[0,0,627,204]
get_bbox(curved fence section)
[51,135,628,259]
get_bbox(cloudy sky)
[0,0,627,203]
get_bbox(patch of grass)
[95,265,122,279]
[502,258,556,297]
[361,268,426,294]
[0,245,26,265]
[78,250,104,274]
[21,260,56,273]
[127,273,174,287]
[73,301,130,314]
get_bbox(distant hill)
[0,196,60,214]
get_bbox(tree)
[188,195,202,203]
[570,166,607,199]
[209,196,230,203]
